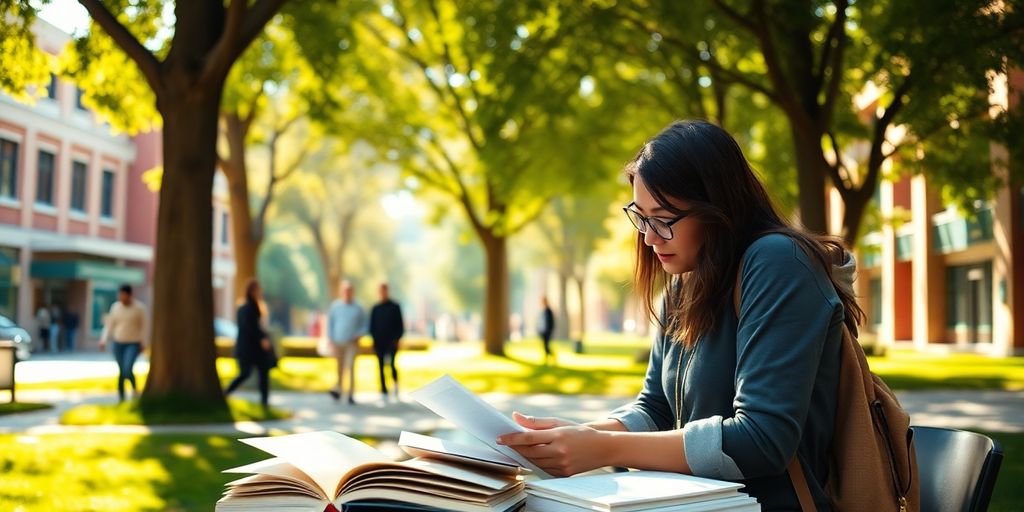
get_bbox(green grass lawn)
[17,336,1024,397]
[0,431,1019,511]
[0,402,51,416]
[60,398,290,426]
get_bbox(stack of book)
[215,430,528,512]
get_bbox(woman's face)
[631,176,704,274]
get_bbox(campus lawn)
[0,430,1019,511]
[0,402,51,416]
[17,335,1024,397]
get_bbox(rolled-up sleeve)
[608,330,674,432]
[719,237,835,477]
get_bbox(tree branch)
[711,0,757,32]
[201,0,287,90]
[77,0,163,95]
[819,0,848,129]
[826,131,853,194]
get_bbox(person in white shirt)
[99,284,148,402]
[326,280,366,405]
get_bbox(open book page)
[224,457,323,497]
[399,431,524,476]
[339,458,519,494]
[409,374,552,478]
[222,463,324,500]
[526,471,744,510]
[241,430,390,500]
[338,486,526,512]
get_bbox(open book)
[216,430,527,512]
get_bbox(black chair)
[913,426,1003,512]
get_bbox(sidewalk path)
[3,354,1022,437]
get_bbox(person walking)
[538,296,555,365]
[326,280,365,405]
[99,284,148,402]
[63,307,80,352]
[369,283,404,402]
[223,278,276,411]
[35,305,50,353]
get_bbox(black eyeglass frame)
[622,201,692,241]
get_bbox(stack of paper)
[526,471,760,511]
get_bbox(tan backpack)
[734,272,919,511]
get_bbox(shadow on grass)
[0,401,52,416]
[128,434,266,511]
[61,397,290,426]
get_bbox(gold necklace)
[674,341,697,430]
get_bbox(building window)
[945,262,993,343]
[221,211,230,246]
[101,168,115,218]
[0,247,19,319]
[0,138,18,200]
[869,278,883,329]
[75,87,86,110]
[36,150,55,205]
[71,161,87,212]
[46,74,58,100]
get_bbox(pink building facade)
[0,19,235,351]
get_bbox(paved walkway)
[3,353,1022,438]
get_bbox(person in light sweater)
[326,280,366,405]
[99,284,148,402]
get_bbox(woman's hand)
[510,411,576,430]
[261,339,271,351]
[498,413,612,477]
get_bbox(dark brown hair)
[626,120,864,346]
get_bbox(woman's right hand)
[511,411,576,430]
[261,339,271,351]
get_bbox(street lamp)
[0,341,14,403]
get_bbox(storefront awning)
[30,260,145,284]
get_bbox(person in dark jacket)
[224,278,275,409]
[369,283,404,402]
[537,296,555,365]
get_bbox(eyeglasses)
[622,202,691,240]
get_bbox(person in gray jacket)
[497,120,863,511]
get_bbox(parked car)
[0,314,32,360]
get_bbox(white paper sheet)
[409,374,553,478]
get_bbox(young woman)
[497,120,862,510]
[224,278,275,409]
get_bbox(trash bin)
[573,339,584,354]
[0,341,15,403]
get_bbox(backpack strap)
[734,263,815,512]
[787,456,817,512]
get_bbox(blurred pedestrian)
[99,284,148,402]
[369,283,404,402]
[35,305,50,352]
[326,280,365,405]
[63,307,79,352]
[224,278,275,411]
[538,296,555,365]
[49,304,61,352]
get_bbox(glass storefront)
[0,247,19,319]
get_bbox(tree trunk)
[143,90,227,413]
[221,113,261,302]
[791,126,829,234]
[556,268,571,341]
[481,231,508,356]
[841,188,871,247]
[574,271,586,344]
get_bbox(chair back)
[913,426,1003,512]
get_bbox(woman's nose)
[642,226,664,246]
